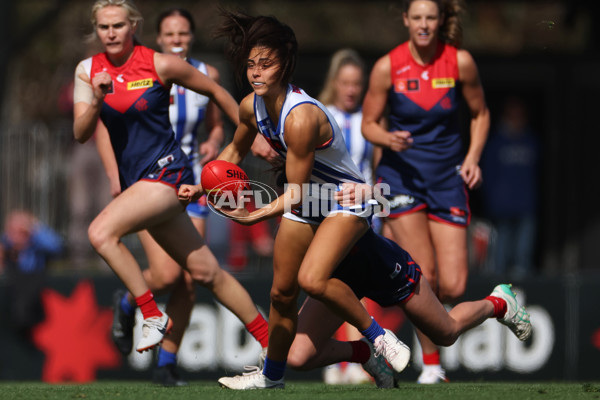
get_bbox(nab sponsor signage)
[0,274,598,382]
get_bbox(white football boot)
[373,329,411,373]
[218,366,284,390]
[135,313,172,353]
[417,365,449,384]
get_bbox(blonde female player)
[74,0,268,361]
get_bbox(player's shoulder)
[455,47,475,65]
[76,57,93,75]
[456,48,479,81]
[372,51,392,75]
[239,93,256,117]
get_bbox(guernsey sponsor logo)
[395,65,411,75]
[432,77,455,88]
[127,79,153,90]
[394,79,420,93]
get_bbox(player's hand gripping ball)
[201,160,251,204]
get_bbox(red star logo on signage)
[31,280,120,382]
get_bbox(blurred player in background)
[319,48,376,186]
[74,0,268,374]
[361,0,490,383]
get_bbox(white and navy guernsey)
[254,84,366,223]
[169,58,210,184]
[326,105,374,186]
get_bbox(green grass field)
[1,381,599,400]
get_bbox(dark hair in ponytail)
[214,9,298,87]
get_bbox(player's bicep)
[284,110,317,185]
[458,50,486,115]
[363,56,391,124]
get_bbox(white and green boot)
[490,284,532,341]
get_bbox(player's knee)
[87,220,115,253]
[270,286,298,311]
[432,331,457,347]
[188,260,219,287]
[427,324,460,347]
[287,338,316,371]
[151,267,182,289]
[287,349,313,371]
[434,332,459,347]
[297,272,326,299]
[185,250,221,287]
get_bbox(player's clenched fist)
[178,184,202,203]
[388,130,414,152]
[92,71,113,99]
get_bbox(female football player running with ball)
[179,10,411,389]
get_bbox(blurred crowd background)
[1,0,599,280]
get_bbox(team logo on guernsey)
[440,97,452,110]
[127,79,153,90]
[135,98,148,112]
[389,262,403,279]
[432,78,455,89]
[394,79,419,93]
